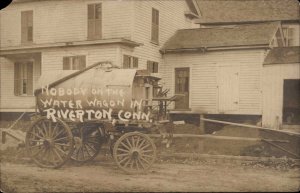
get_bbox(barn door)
[217,65,239,113]
[175,68,189,109]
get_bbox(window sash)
[88,3,102,39]
[147,61,158,73]
[123,55,138,69]
[14,62,33,96]
[63,56,86,70]
[21,11,33,43]
[151,8,159,43]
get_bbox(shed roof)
[195,0,300,24]
[263,46,300,65]
[161,22,279,52]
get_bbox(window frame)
[123,55,138,69]
[63,55,86,70]
[21,10,33,44]
[88,3,102,39]
[14,61,34,96]
[147,60,158,73]
[151,8,159,44]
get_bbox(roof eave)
[161,44,270,54]
[0,38,142,56]
[195,19,300,25]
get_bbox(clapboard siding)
[162,49,265,114]
[0,0,133,47]
[126,0,198,70]
[42,45,118,72]
[262,63,300,128]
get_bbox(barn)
[262,46,300,130]
[160,22,286,126]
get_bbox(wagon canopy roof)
[161,22,280,52]
[195,0,300,24]
[263,46,300,65]
[35,63,138,95]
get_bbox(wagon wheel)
[113,132,156,174]
[25,117,74,169]
[71,125,104,163]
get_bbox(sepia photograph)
[0,0,299,192]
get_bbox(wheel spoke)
[53,136,69,142]
[83,144,93,157]
[137,157,146,169]
[117,148,129,153]
[85,143,97,153]
[53,148,64,162]
[123,158,132,168]
[31,147,44,157]
[120,142,131,150]
[139,156,151,166]
[54,143,70,147]
[54,145,68,156]
[41,121,49,138]
[51,123,59,138]
[140,143,150,150]
[30,132,45,140]
[119,156,130,164]
[125,138,133,148]
[53,129,66,140]
[35,125,46,138]
[135,136,141,148]
[142,149,154,153]
[141,154,154,159]
[137,139,146,149]
[81,145,85,160]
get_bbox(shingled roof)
[161,22,279,52]
[195,0,300,24]
[263,46,300,65]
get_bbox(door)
[217,65,239,113]
[175,68,189,109]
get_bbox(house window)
[151,8,159,44]
[63,56,86,70]
[21,11,33,43]
[147,61,158,73]
[282,27,295,46]
[88,3,102,39]
[123,55,138,69]
[14,62,33,96]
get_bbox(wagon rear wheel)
[25,117,74,169]
[113,132,156,174]
[71,125,104,163]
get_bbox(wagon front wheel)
[113,132,156,174]
[25,117,74,168]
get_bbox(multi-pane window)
[151,8,159,44]
[14,62,33,96]
[63,56,86,70]
[123,55,138,69]
[21,11,33,43]
[282,27,295,46]
[147,61,158,73]
[88,3,102,39]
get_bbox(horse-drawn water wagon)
[25,62,178,173]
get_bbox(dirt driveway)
[1,155,300,192]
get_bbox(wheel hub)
[74,137,83,148]
[43,139,54,149]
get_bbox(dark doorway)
[175,67,189,109]
[283,79,300,125]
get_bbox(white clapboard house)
[160,0,300,128]
[0,0,200,113]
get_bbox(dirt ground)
[1,154,300,193]
[1,120,300,192]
